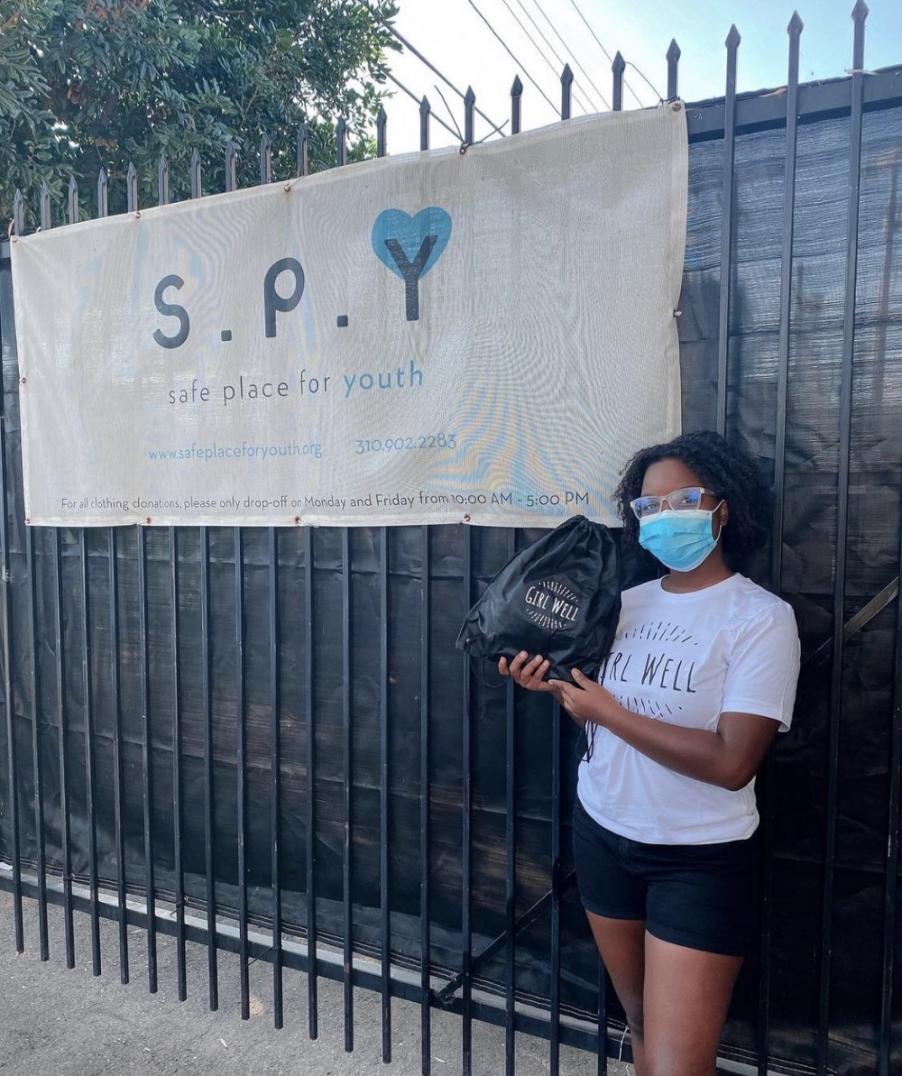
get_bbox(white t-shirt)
[577,572,800,845]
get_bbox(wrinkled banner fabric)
[11,105,686,528]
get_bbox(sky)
[382,0,902,153]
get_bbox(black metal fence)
[2,7,902,1075]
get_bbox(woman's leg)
[641,932,743,1076]
[585,911,649,1076]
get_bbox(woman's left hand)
[548,668,618,725]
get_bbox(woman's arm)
[551,668,778,791]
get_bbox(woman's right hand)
[498,651,554,692]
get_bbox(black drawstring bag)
[456,515,621,684]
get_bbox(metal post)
[80,529,101,976]
[379,526,391,1063]
[138,529,157,993]
[342,527,353,1052]
[169,527,185,1000]
[235,527,249,1021]
[759,14,802,1074]
[666,40,681,102]
[561,64,573,122]
[612,53,625,112]
[817,5,868,1073]
[511,77,523,136]
[461,527,473,1076]
[716,25,741,435]
[419,524,431,1076]
[269,527,283,1030]
[26,527,48,960]
[304,526,318,1040]
[0,235,23,955]
[504,532,517,1076]
[54,530,75,967]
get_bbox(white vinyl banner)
[12,105,686,528]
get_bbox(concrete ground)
[0,890,632,1075]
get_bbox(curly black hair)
[613,430,773,566]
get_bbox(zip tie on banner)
[618,1023,630,1062]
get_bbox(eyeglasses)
[630,486,719,520]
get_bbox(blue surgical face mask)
[638,506,724,573]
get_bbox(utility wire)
[564,0,645,107]
[383,22,507,137]
[625,60,663,102]
[385,72,462,140]
[521,0,610,110]
[466,0,559,116]
[500,0,597,114]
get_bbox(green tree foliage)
[0,0,398,227]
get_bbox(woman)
[500,430,800,1076]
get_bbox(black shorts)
[572,797,759,957]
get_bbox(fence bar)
[550,698,562,1076]
[716,25,741,435]
[561,64,573,121]
[341,526,354,1052]
[39,183,51,230]
[126,163,138,213]
[235,527,249,1021]
[169,527,185,1000]
[511,78,523,135]
[0,867,611,1056]
[0,240,22,955]
[304,526,318,1039]
[597,958,608,1076]
[225,143,237,193]
[108,530,128,982]
[464,87,475,145]
[880,460,902,1075]
[53,530,75,966]
[158,157,170,206]
[666,40,681,102]
[419,525,431,1076]
[417,114,431,1076]
[612,53,625,112]
[190,150,201,201]
[420,98,431,153]
[504,530,517,1076]
[260,134,273,185]
[461,526,473,1076]
[67,177,78,225]
[373,110,391,1064]
[137,529,157,993]
[26,528,48,960]
[80,529,101,975]
[269,527,283,1030]
[297,128,309,177]
[377,108,387,159]
[201,525,218,1009]
[759,14,802,1073]
[818,5,868,1073]
[379,526,391,1062]
[336,119,347,168]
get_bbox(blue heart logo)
[371,207,452,279]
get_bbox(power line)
[385,73,462,141]
[625,60,663,103]
[500,0,597,114]
[465,0,559,116]
[524,0,610,110]
[383,22,507,137]
[564,0,645,107]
